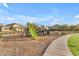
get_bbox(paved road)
[43,34,73,56]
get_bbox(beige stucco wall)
[1,24,24,32]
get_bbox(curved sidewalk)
[43,34,73,56]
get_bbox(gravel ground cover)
[0,35,60,56]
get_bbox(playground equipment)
[28,23,38,40]
[27,22,50,40]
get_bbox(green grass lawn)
[68,34,79,56]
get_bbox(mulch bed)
[0,35,60,56]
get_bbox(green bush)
[61,32,68,35]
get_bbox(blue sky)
[0,3,79,26]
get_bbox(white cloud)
[48,17,64,26]
[19,16,38,23]
[74,14,79,24]
[49,22,58,26]
[14,21,21,24]
[74,15,79,19]
[16,15,62,26]
[0,8,62,25]
[18,15,55,22]
[0,17,16,21]
[3,3,8,8]
[6,17,16,20]
[53,18,59,21]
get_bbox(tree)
[74,24,79,31]
[69,25,76,31]
[50,24,61,31]
[60,24,69,31]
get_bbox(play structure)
[25,22,50,40]
[29,23,38,40]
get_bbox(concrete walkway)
[43,34,73,56]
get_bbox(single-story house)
[0,23,24,32]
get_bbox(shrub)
[61,32,68,35]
